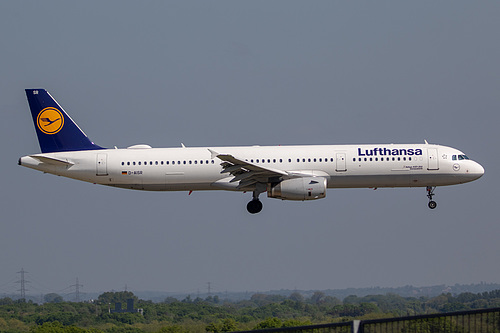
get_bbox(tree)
[310,291,325,304]
[205,319,237,333]
[253,317,282,330]
[158,325,190,333]
[44,293,64,303]
[289,292,305,303]
[30,321,88,333]
[97,291,138,305]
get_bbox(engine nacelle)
[267,177,327,201]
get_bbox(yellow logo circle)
[37,107,64,135]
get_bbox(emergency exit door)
[427,148,439,170]
[336,153,347,172]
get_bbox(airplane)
[19,89,484,214]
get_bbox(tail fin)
[25,89,103,153]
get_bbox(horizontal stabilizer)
[31,155,74,166]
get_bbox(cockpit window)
[453,154,469,161]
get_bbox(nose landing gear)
[427,186,437,209]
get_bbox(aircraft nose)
[468,161,484,180]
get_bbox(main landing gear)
[426,186,437,209]
[247,186,265,214]
[247,199,263,214]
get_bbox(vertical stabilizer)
[25,89,103,153]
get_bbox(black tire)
[247,200,263,214]
[428,201,437,209]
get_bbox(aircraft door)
[427,148,439,170]
[336,153,347,172]
[96,153,108,176]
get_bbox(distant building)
[110,298,143,315]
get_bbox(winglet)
[424,140,429,144]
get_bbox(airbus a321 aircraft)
[19,89,484,214]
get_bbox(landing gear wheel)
[247,199,263,214]
[428,201,437,209]
[426,186,437,210]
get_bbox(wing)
[209,149,288,191]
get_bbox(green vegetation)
[0,290,499,332]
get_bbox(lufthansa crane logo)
[37,107,64,134]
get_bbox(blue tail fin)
[25,89,103,153]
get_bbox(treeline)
[0,290,499,332]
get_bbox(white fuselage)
[19,143,484,194]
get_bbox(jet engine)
[267,177,327,201]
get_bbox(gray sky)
[1,1,499,297]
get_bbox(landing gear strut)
[426,186,437,209]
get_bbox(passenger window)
[127,162,130,165]
[121,162,124,166]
